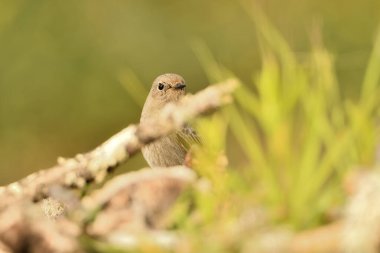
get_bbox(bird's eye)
[158,83,165,90]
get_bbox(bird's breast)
[142,133,187,168]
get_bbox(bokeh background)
[1,0,379,184]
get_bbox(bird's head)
[141,73,187,122]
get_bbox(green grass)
[111,6,380,253]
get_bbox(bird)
[140,73,200,168]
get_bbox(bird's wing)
[175,124,201,151]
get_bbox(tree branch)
[0,79,238,210]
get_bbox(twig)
[0,79,238,210]
[84,166,196,236]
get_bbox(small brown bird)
[140,73,199,167]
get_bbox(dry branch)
[0,79,237,253]
[0,79,238,210]
[0,166,195,253]
[84,166,196,236]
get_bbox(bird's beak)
[174,83,186,89]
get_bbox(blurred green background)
[0,0,379,184]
